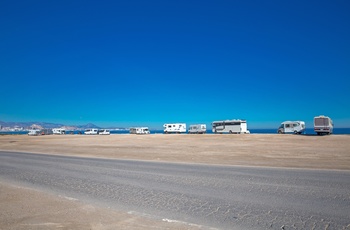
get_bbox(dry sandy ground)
[1,134,350,169]
[1,134,350,229]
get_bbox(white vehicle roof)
[212,119,246,123]
[314,115,331,119]
[281,121,305,124]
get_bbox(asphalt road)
[0,151,349,229]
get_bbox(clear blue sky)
[1,0,349,129]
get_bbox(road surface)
[0,151,349,229]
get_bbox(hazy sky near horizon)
[1,0,349,129]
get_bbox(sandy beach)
[1,134,350,229]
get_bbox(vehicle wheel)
[229,130,233,134]
[294,130,298,134]
[278,130,283,134]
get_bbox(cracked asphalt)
[1,151,349,229]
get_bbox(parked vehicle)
[314,115,333,135]
[98,129,110,135]
[188,124,206,134]
[53,128,66,135]
[28,129,41,136]
[84,129,98,135]
[212,119,250,134]
[130,127,150,134]
[163,123,186,134]
[40,128,53,135]
[277,121,305,134]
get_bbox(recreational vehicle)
[52,128,66,135]
[130,127,150,134]
[277,121,305,134]
[98,129,110,135]
[84,129,98,135]
[163,123,186,134]
[212,119,250,134]
[28,129,41,136]
[314,115,333,135]
[188,124,206,134]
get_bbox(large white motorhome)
[277,121,305,134]
[163,123,186,134]
[53,128,66,135]
[84,129,98,135]
[314,115,333,135]
[212,119,250,134]
[130,127,150,134]
[188,124,206,134]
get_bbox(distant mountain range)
[0,121,126,130]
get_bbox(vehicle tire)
[229,130,233,134]
[278,130,283,134]
[294,130,298,134]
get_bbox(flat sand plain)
[1,134,350,170]
[1,134,350,229]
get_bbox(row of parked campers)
[163,120,250,134]
[84,129,110,135]
[277,115,334,135]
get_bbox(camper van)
[84,129,98,135]
[314,115,333,135]
[53,128,66,135]
[212,119,250,134]
[130,127,150,134]
[98,129,110,135]
[28,129,41,136]
[188,124,206,134]
[277,121,305,134]
[163,123,186,134]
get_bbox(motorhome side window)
[285,124,290,128]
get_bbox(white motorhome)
[277,121,305,134]
[28,129,41,136]
[163,123,186,134]
[84,129,98,135]
[98,129,110,135]
[188,124,206,134]
[130,127,150,134]
[212,119,250,134]
[314,115,333,135]
[53,128,66,135]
